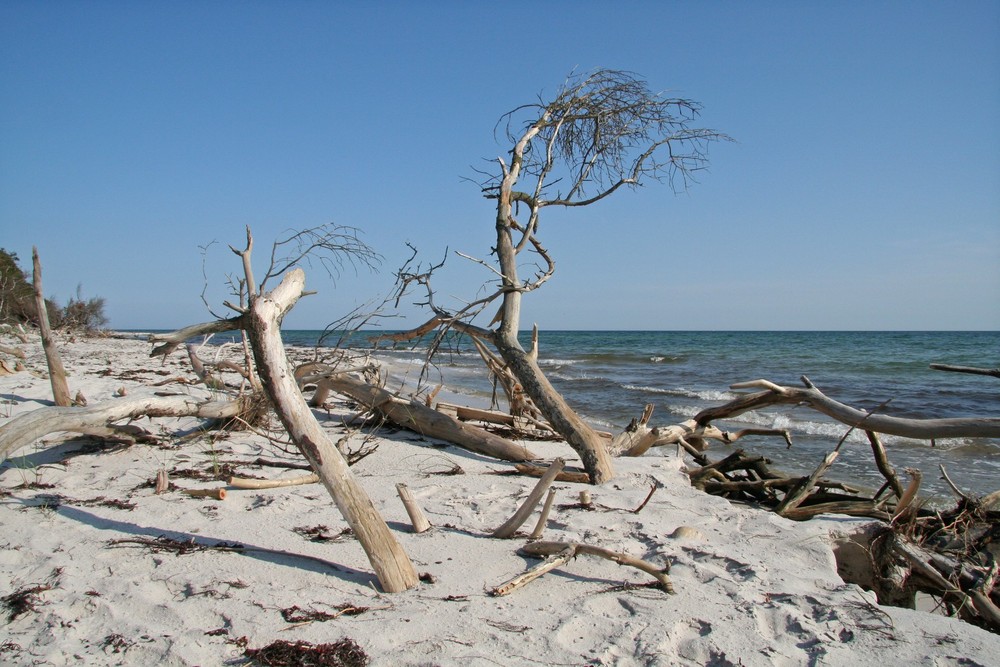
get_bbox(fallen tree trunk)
[243,262,418,594]
[0,395,240,465]
[316,372,539,463]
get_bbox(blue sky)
[2,1,998,331]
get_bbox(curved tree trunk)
[490,132,614,484]
[246,267,418,593]
[697,377,1000,440]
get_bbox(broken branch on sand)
[491,540,674,596]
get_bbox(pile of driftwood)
[596,372,1000,633]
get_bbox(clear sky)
[2,1,998,331]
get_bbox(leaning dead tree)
[393,69,730,484]
[32,247,72,407]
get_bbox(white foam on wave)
[538,358,581,367]
[622,384,737,402]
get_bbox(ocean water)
[185,329,1000,501]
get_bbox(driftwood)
[242,257,418,593]
[183,487,227,500]
[436,402,556,437]
[609,404,792,457]
[841,496,1000,635]
[0,395,239,465]
[314,372,538,463]
[0,343,25,359]
[529,488,558,540]
[513,462,591,484]
[31,247,72,407]
[698,377,1000,440]
[228,474,320,490]
[148,316,245,359]
[492,458,564,538]
[187,344,228,390]
[396,483,432,533]
[490,540,674,596]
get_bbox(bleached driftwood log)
[241,257,417,593]
[0,395,240,465]
[315,372,539,463]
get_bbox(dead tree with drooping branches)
[394,69,730,484]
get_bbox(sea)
[158,329,1000,502]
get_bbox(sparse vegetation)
[0,248,107,331]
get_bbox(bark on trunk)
[495,336,614,483]
[32,247,71,407]
[246,268,418,593]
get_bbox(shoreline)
[2,332,998,665]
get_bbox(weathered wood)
[701,377,1000,440]
[31,247,71,406]
[492,458,565,538]
[229,474,320,489]
[396,483,432,533]
[867,430,904,499]
[513,463,591,484]
[245,265,418,593]
[490,546,574,597]
[0,343,25,359]
[318,373,539,463]
[148,316,246,358]
[495,335,615,484]
[187,344,227,390]
[775,450,839,516]
[520,540,674,593]
[0,395,239,465]
[616,416,792,457]
[183,487,227,500]
[529,488,558,540]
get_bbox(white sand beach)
[2,333,998,666]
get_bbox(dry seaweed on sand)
[279,603,370,624]
[2,583,52,621]
[243,638,368,667]
[107,535,245,555]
